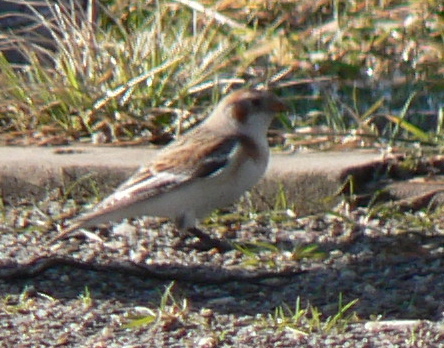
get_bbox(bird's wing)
[81,132,242,218]
[50,132,243,241]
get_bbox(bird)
[51,88,288,250]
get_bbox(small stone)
[196,336,218,348]
[365,320,422,331]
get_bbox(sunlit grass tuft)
[122,282,189,330]
[256,294,359,335]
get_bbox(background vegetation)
[0,0,443,149]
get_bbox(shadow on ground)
[2,230,443,321]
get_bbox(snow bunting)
[52,89,288,247]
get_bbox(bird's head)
[205,89,289,136]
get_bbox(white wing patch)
[94,170,187,215]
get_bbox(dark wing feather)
[194,137,239,178]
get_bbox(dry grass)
[0,0,442,147]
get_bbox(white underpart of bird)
[52,88,288,242]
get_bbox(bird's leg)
[174,215,232,252]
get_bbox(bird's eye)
[250,98,262,107]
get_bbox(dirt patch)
[1,203,444,347]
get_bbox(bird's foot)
[179,227,232,252]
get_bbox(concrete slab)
[0,146,382,214]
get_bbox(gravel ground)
[1,199,444,347]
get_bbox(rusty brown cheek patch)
[231,101,249,124]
